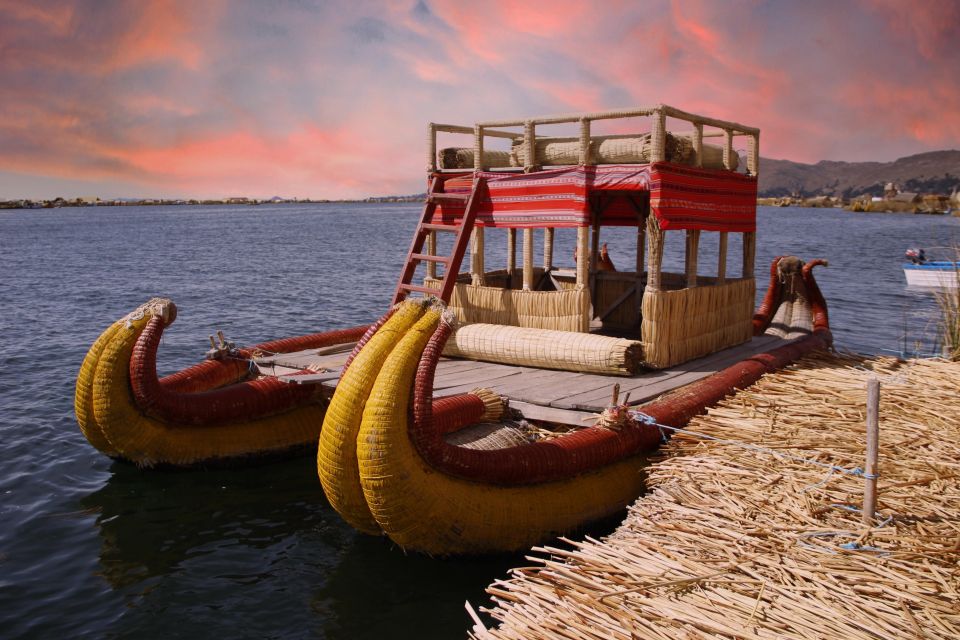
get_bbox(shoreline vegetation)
[759,193,959,214]
[0,194,427,210]
[5,192,959,214]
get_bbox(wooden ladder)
[391,175,483,305]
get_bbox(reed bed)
[471,352,960,639]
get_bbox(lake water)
[1,203,957,638]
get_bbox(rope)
[629,410,879,481]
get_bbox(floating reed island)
[470,352,960,639]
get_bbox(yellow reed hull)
[325,307,648,555]
[76,301,325,467]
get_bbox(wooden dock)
[254,334,793,418]
[468,352,960,639]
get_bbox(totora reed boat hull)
[316,257,832,554]
[76,298,367,467]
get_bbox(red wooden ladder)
[391,175,484,305]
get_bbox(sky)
[1,0,958,200]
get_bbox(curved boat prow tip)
[76,297,367,468]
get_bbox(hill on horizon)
[758,150,960,199]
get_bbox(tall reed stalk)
[934,247,960,359]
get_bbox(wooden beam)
[510,400,597,427]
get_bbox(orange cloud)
[106,0,211,71]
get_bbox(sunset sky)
[1,0,958,200]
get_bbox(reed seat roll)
[442,323,643,375]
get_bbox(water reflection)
[315,536,521,639]
[82,458,335,589]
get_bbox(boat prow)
[76,298,368,467]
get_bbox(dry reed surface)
[470,352,960,639]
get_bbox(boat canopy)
[432,163,757,231]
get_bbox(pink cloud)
[1,0,958,200]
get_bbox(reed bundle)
[642,278,754,369]
[444,323,643,375]
[510,134,736,171]
[437,147,512,169]
[472,352,960,639]
[934,249,960,360]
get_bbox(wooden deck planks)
[555,335,791,410]
[265,334,798,414]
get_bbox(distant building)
[890,192,920,204]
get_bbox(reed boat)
[76,103,833,554]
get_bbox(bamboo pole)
[863,378,880,525]
[523,228,534,291]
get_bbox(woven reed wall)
[641,278,754,369]
[443,323,643,375]
[441,282,590,333]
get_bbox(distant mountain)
[758,150,960,198]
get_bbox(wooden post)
[717,232,728,285]
[471,227,485,286]
[473,125,485,171]
[589,214,601,309]
[576,225,589,287]
[692,123,703,168]
[863,378,880,525]
[650,109,666,162]
[685,229,700,288]
[524,120,536,172]
[748,133,760,177]
[522,227,534,290]
[742,231,756,280]
[646,216,664,291]
[723,129,735,171]
[427,122,437,172]
[543,227,554,271]
[506,228,517,287]
[579,118,591,165]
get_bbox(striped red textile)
[432,162,756,232]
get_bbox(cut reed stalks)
[471,351,960,639]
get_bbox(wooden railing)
[427,104,760,176]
